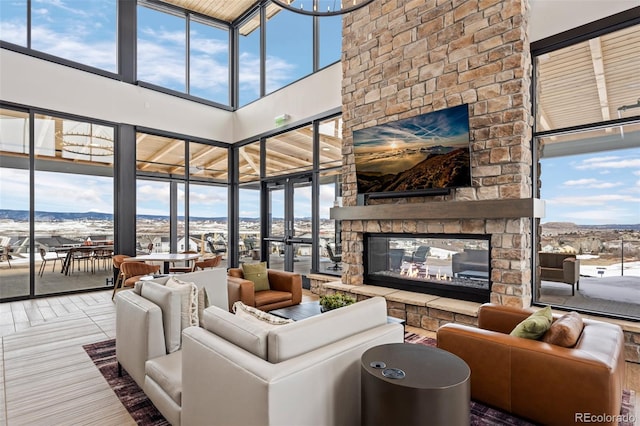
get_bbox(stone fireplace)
[332,0,536,308]
[365,233,491,303]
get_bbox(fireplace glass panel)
[365,233,491,302]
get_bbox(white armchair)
[115,268,228,425]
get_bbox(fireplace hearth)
[364,233,491,303]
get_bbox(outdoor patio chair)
[1,245,11,268]
[38,247,63,276]
[326,244,342,270]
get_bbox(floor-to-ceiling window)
[238,141,262,265]
[137,1,230,106]
[1,108,116,300]
[533,21,640,319]
[318,116,343,275]
[234,113,343,277]
[0,0,117,73]
[265,4,313,94]
[0,108,31,299]
[237,10,262,107]
[236,1,342,107]
[136,131,228,264]
[188,142,229,268]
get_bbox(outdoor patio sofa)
[451,249,489,277]
[539,252,580,295]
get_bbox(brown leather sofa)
[227,267,302,311]
[539,252,580,295]
[437,303,625,426]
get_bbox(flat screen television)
[353,104,471,198]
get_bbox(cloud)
[563,178,622,189]
[555,208,638,224]
[575,157,640,170]
[546,194,640,206]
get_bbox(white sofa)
[117,288,403,426]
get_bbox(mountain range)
[357,148,471,193]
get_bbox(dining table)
[54,245,114,276]
[123,253,201,274]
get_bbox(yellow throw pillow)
[242,262,270,292]
[510,306,553,340]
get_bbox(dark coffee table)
[269,301,406,328]
[269,301,323,321]
[361,343,470,426]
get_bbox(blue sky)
[540,148,640,225]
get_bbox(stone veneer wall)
[340,0,534,308]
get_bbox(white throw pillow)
[232,301,293,330]
[166,276,199,329]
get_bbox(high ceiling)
[157,0,259,23]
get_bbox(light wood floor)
[0,290,638,425]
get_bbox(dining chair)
[193,255,222,270]
[168,250,198,274]
[111,254,131,299]
[71,247,93,274]
[92,248,113,272]
[120,261,160,286]
[38,248,63,276]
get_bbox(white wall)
[529,0,638,42]
[0,49,234,143]
[232,63,342,141]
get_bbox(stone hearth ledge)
[323,281,480,317]
[319,280,482,332]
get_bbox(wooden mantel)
[330,198,545,221]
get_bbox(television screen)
[353,104,471,196]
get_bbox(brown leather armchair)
[437,304,625,426]
[227,267,302,311]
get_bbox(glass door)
[266,177,312,274]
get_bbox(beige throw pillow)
[166,276,199,329]
[233,301,293,330]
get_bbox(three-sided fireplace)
[364,233,491,303]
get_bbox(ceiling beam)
[588,37,611,122]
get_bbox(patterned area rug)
[83,339,169,426]
[85,336,636,426]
